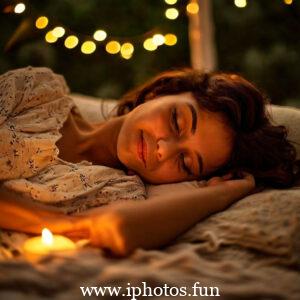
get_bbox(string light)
[93,30,107,41]
[14,3,26,14]
[164,0,177,4]
[120,42,134,60]
[164,33,177,46]
[35,16,49,29]
[165,8,179,20]
[52,26,65,38]
[284,0,293,4]
[186,2,199,14]
[152,34,165,46]
[45,31,58,43]
[81,41,96,54]
[143,38,157,51]
[234,0,247,8]
[106,41,121,54]
[64,35,79,49]
[121,52,132,60]
[120,42,134,56]
[10,2,180,58]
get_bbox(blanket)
[1,185,300,299]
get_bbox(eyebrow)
[187,103,197,134]
[186,103,203,176]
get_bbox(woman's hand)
[206,171,256,197]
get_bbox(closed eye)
[179,153,193,177]
[171,107,180,133]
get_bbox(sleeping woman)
[0,66,299,257]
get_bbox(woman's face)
[117,92,234,184]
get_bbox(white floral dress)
[0,66,146,214]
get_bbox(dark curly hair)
[116,68,300,188]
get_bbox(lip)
[137,130,147,168]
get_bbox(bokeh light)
[186,2,199,14]
[52,27,65,38]
[93,30,107,41]
[164,34,177,46]
[143,38,157,51]
[120,43,134,56]
[45,31,58,43]
[165,0,177,4]
[234,0,247,8]
[105,41,121,54]
[81,41,96,54]
[64,35,79,49]
[14,3,26,14]
[152,34,165,46]
[165,8,179,20]
[35,16,49,29]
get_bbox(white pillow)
[71,94,300,196]
[266,104,300,160]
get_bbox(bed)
[0,94,300,300]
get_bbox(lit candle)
[23,228,77,259]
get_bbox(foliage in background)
[213,0,300,105]
[0,0,299,105]
[0,0,190,99]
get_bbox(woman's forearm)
[85,178,254,256]
[0,187,78,235]
[0,173,254,257]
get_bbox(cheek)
[139,161,186,184]
[132,104,171,134]
[116,118,137,166]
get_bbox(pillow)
[266,104,300,160]
[71,94,300,196]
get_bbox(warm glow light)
[105,41,121,54]
[165,8,179,20]
[45,31,58,43]
[81,41,96,54]
[143,38,157,51]
[42,228,53,246]
[186,2,199,14]
[234,0,247,8]
[14,3,25,14]
[284,0,293,4]
[120,42,134,56]
[165,0,177,4]
[52,26,65,38]
[152,34,165,46]
[64,35,79,49]
[164,33,177,46]
[35,16,49,29]
[93,30,107,41]
[121,53,132,60]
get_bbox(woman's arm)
[81,172,255,256]
[0,187,86,236]
[0,172,255,257]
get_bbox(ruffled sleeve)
[0,66,75,181]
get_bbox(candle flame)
[42,228,53,246]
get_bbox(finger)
[222,172,233,180]
[238,171,254,180]
[207,176,224,186]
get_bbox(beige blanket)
[1,185,300,299]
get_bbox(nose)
[156,138,180,161]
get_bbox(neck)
[80,116,126,169]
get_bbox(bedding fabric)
[1,186,300,299]
[1,68,300,299]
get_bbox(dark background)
[0,0,299,106]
